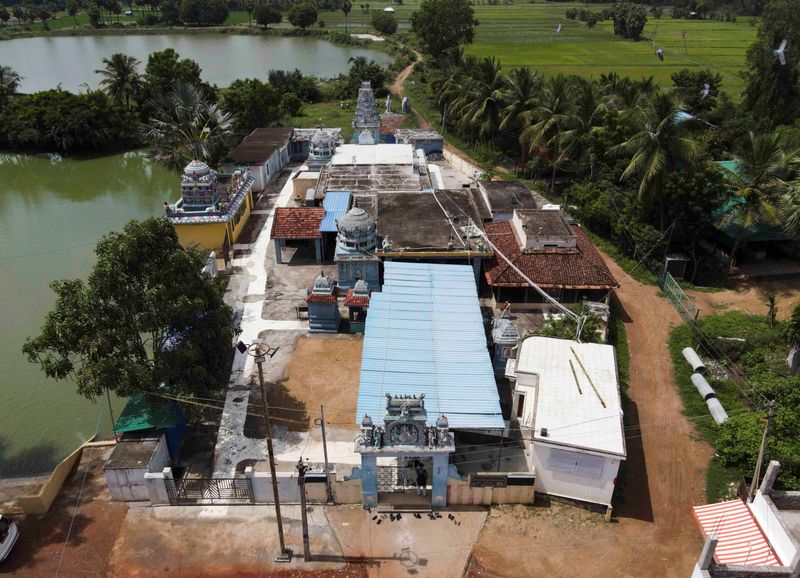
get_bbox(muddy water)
[0,34,392,93]
[0,152,174,476]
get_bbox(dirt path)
[687,278,800,320]
[388,49,510,175]
[468,253,712,577]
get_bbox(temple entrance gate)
[355,394,454,510]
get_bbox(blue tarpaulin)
[355,262,504,429]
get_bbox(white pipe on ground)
[682,347,706,374]
[691,373,729,425]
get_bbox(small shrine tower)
[352,81,381,145]
[334,207,380,290]
[306,272,341,333]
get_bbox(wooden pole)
[748,400,777,502]
[296,458,311,562]
[320,405,334,504]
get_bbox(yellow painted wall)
[174,191,254,252]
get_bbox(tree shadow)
[0,436,62,478]
[611,293,632,323]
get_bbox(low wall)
[16,437,97,515]
[446,478,535,506]
[443,149,481,180]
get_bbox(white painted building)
[223,127,293,192]
[506,336,626,507]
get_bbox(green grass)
[283,100,359,142]
[465,4,756,96]
[665,312,781,501]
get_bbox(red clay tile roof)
[306,286,339,303]
[271,208,325,239]
[484,221,618,289]
[343,288,372,307]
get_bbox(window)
[547,448,604,479]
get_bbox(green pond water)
[0,152,175,477]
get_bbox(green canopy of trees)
[223,78,281,134]
[253,3,281,28]
[371,10,397,35]
[610,2,647,40]
[179,0,228,25]
[410,0,479,57]
[287,2,317,29]
[23,217,236,401]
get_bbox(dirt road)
[468,253,712,577]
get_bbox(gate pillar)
[431,454,449,509]
[361,455,378,509]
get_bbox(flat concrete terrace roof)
[479,180,545,215]
[515,209,574,237]
[323,164,425,194]
[376,190,488,253]
[515,336,625,457]
[356,261,504,429]
[331,144,414,166]
[226,127,293,164]
[103,437,159,470]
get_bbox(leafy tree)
[335,56,387,99]
[0,7,10,26]
[410,0,479,58]
[160,0,180,23]
[143,80,235,172]
[0,65,22,97]
[743,0,800,128]
[784,304,800,345]
[287,2,316,29]
[95,53,143,109]
[537,301,604,344]
[143,48,205,97]
[38,3,53,29]
[23,218,235,401]
[88,4,102,25]
[609,1,647,40]
[370,10,396,35]
[671,68,723,113]
[720,131,783,268]
[66,0,80,24]
[12,5,24,23]
[0,89,139,152]
[179,0,229,25]
[341,0,351,33]
[280,92,303,116]
[243,0,254,24]
[500,67,541,169]
[610,91,699,229]
[451,56,506,142]
[253,3,280,27]
[222,78,281,133]
[267,68,321,102]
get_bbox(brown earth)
[4,446,128,577]
[687,277,800,320]
[467,252,713,578]
[270,335,363,433]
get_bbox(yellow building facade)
[165,160,255,260]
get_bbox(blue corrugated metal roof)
[320,191,351,232]
[355,261,505,429]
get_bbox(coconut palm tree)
[721,131,787,268]
[452,56,506,143]
[521,74,573,192]
[0,65,22,96]
[500,67,540,172]
[609,90,699,229]
[558,76,608,178]
[143,81,236,173]
[95,53,143,109]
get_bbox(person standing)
[416,464,428,496]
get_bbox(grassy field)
[2,1,756,95]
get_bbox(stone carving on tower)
[352,81,381,145]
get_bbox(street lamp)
[241,339,292,563]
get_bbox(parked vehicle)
[0,515,19,563]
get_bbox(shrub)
[254,4,281,28]
[288,2,318,29]
[371,10,397,35]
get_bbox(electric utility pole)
[251,342,292,563]
[296,458,311,562]
[318,405,334,503]
[748,400,778,502]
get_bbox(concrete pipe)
[691,373,729,425]
[707,397,729,425]
[682,347,706,374]
[691,373,715,399]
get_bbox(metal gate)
[165,477,254,505]
[377,460,430,493]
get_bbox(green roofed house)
[103,393,186,502]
